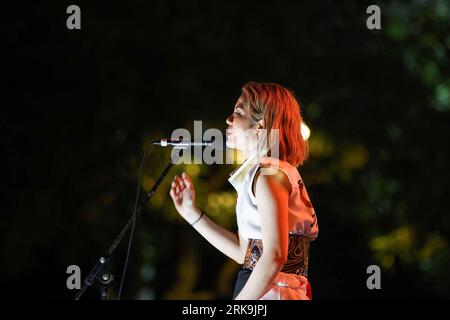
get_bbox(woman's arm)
[170,172,245,264]
[188,206,245,264]
[234,169,290,300]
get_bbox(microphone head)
[152,139,168,146]
[152,139,225,148]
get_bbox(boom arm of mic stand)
[74,150,181,300]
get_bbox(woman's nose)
[226,114,233,125]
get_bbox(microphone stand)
[74,149,182,300]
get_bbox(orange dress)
[229,154,318,300]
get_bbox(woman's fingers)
[178,176,187,189]
[169,187,176,198]
[172,176,181,188]
[171,174,193,199]
[170,184,179,200]
[182,172,193,188]
[173,175,187,191]
[172,175,187,196]
[171,177,180,192]
[171,181,178,194]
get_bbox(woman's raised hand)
[169,171,200,222]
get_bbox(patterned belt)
[242,233,310,277]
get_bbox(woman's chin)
[225,140,235,149]
[226,136,248,153]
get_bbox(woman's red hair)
[241,81,309,167]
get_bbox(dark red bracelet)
[190,210,205,226]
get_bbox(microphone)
[152,139,215,148]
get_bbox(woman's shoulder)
[259,157,300,183]
[253,157,298,196]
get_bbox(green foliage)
[3,1,449,299]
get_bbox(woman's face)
[225,95,259,154]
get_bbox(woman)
[169,82,318,300]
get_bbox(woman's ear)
[258,119,264,128]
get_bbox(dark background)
[2,0,449,299]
